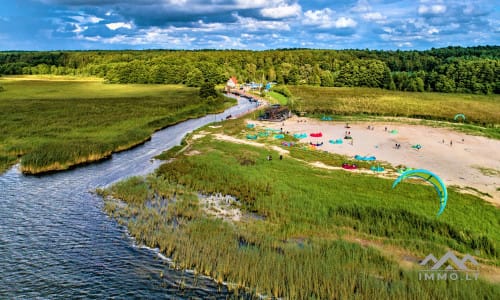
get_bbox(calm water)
[0,97,257,299]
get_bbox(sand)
[252,116,500,205]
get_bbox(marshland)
[0,76,234,174]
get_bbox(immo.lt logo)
[419,251,479,281]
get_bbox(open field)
[0,76,233,174]
[289,86,500,137]
[102,117,499,299]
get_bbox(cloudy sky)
[0,0,498,50]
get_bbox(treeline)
[0,46,498,94]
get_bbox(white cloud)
[351,0,371,13]
[79,27,197,47]
[418,4,446,15]
[69,15,103,24]
[106,22,133,30]
[72,23,87,33]
[234,0,283,9]
[235,15,290,31]
[260,3,301,19]
[303,8,335,28]
[303,9,357,29]
[335,17,357,29]
[397,42,413,47]
[362,12,386,22]
[427,27,439,34]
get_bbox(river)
[0,97,257,299]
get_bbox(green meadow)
[101,118,499,299]
[0,76,233,174]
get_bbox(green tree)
[267,67,276,82]
[382,65,395,90]
[185,68,204,87]
[320,70,334,87]
[199,80,218,99]
[415,77,425,92]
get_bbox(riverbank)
[102,116,499,299]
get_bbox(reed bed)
[0,77,233,173]
[102,128,499,298]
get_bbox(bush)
[271,85,292,98]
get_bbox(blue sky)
[0,0,498,50]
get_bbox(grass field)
[0,76,234,174]
[289,86,500,138]
[266,91,288,105]
[101,118,499,299]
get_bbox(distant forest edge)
[0,46,498,94]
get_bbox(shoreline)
[13,105,233,175]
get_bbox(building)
[226,76,238,88]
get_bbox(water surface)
[0,97,257,299]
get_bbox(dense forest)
[0,46,498,94]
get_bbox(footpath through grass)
[0,76,234,174]
[101,118,499,299]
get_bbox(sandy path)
[213,134,289,155]
[253,117,500,205]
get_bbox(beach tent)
[354,155,376,161]
[370,165,385,172]
[342,163,357,170]
[293,133,308,139]
[329,139,343,144]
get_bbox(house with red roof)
[226,76,238,88]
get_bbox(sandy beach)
[253,116,500,205]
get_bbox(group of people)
[395,143,401,149]
[267,155,283,161]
